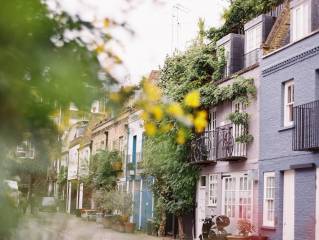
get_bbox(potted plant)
[102,191,115,228]
[126,162,135,176]
[250,235,268,240]
[227,219,255,240]
[113,191,135,233]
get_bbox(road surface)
[12,213,159,240]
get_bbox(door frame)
[282,170,295,240]
[196,175,207,239]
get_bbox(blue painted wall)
[259,31,319,240]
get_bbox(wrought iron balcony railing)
[293,100,319,151]
[190,124,247,164]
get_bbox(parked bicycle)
[199,215,230,240]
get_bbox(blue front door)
[132,135,137,164]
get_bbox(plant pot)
[124,222,136,233]
[111,223,117,231]
[102,216,113,228]
[227,236,250,240]
[250,236,268,240]
[118,224,125,232]
[112,161,122,171]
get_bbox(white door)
[197,176,207,239]
[283,170,295,240]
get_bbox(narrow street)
[13,213,159,240]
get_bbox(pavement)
[12,213,162,240]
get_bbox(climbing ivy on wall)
[207,0,284,43]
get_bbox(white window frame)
[222,42,231,77]
[291,0,311,41]
[200,175,207,188]
[245,24,262,53]
[208,174,218,207]
[221,172,253,221]
[284,80,295,127]
[263,172,276,227]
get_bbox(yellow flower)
[109,92,121,102]
[184,90,201,108]
[103,18,110,28]
[176,129,186,145]
[114,55,122,64]
[196,110,207,119]
[194,111,208,133]
[145,122,157,136]
[160,123,173,133]
[167,103,184,117]
[95,44,105,54]
[140,112,149,121]
[151,105,163,121]
[143,81,161,101]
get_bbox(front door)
[283,170,295,240]
[197,176,207,239]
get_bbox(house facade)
[126,110,154,231]
[192,12,277,239]
[259,0,319,239]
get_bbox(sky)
[53,0,228,84]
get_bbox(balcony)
[126,152,143,176]
[293,100,319,151]
[190,124,247,164]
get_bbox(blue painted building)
[126,110,153,231]
[259,1,319,239]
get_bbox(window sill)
[278,126,294,132]
[261,226,276,231]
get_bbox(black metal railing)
[293,100,319,151]
[190,124,247,164]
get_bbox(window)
[284,80,294,127]
[292,1,310,41]
[245,24,262,53]
[200,176,207,188]
[207,109,217,131]
[221,42,231,77]
[263,172,275,227]
[209,174,218,207]
[222,173,253,220]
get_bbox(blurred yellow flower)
[184,90,200,108]
[176,129,186,144]
[95,44,105,54]
[194,110,208,133]
[196,110,207,119]
[143,81,161,101]
[151,105,163,121]
[103,18,110,28]
[140,112,149,121]
[145,122,157,136]
[167,103,184,117]
[109,92,121,102]
[114,55,122,64]
[160,123,173,133]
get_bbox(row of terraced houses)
[45,0,319,239]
